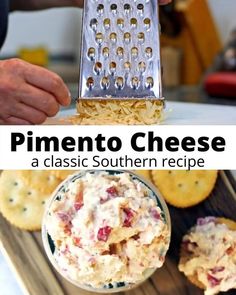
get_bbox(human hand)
[0,59,71,125]
[159,0,172,5]
[10,0,171,11]
[10,0,84,11]
[67,0,173,8]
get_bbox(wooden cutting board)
[0,171,236,295]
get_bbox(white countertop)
[56,101,236,125]
[0,253,23,295]
[163,101,236,125]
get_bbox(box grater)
[78,0,163,100]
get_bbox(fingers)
[159,0,172,5]
[0,117,31,125]
[22,62,71,107]
[18,83,60,117]
[10,103,47,124]
[0,58,69,125]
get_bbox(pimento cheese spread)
[179,217,236,295]
[46,171,170,289]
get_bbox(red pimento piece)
[75,190,83,203]
[74,202,83,211]
[88,257,96,266]
[226,246,234,255]
[64,224,72,235]
[182,240,198,253]
[97,226,112,242]
[159,256,165,263]
[123,208,135,227]
[106,186,118,197]
[73,237,81,247]
[207,274,222,287]
[57,212,70,223]
[100,196,108,204]
[150,208,160,220]
[197,217,216,226]
[132,234,140,240]
[100,186,119,204]
[211,266,225,274]
[61,245,69,255]
[74,189,84,210]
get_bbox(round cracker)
[179,217,236,290]
[151,170,218,208]
[186,274,206,290]
[135,170,151,182]
[0,170,51,231]
[16,170,61,194]
[216,217,236,231]
[179,244,206,290]
[51,170,79,181]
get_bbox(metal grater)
[79,0,163,100]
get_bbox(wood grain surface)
[0,171,235,295]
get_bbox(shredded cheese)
[65,99,164,125]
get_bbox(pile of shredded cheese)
[66,99,164,125]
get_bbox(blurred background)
[1,0,236,105]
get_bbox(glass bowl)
[42,170,171,293]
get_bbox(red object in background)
[204,72,236,98]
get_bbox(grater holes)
[110,4,117,14]
[131,47,138,59]
[145,77,154,89]
[109,62,116,75]
[109,32,117,44]
[144,18,151,30]
[138,32,145,44]
[86,77,95,90]
[101,77,110,90]
[124,3,131,14]
[124,32,131,44]
[124,61,131,72]
[80,0,162,98]
[95,33,104,45]
[117,18,124,29]
[87,47,96,61]
[130,18,137,28]
[116,47,124,58]
[145,47,153,59]
[90,18,98,31]
[103,18,111,30]
[137,3,144,14]
[97,4,104,16]
[115,77,124,90]
[138,61,146,73]
[102,47,109,58]
[131,77,140,89]
[94,62,102,75]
